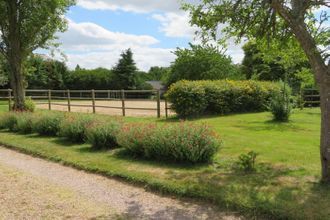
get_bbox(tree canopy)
[0,0,75,109]
[166,43,243,86]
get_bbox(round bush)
[118,122,220,163]
[34,112,64,136]
[59,114,94,143]
[117,123,156,156]
[86,121,121,150]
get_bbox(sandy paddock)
[36,100,175,117]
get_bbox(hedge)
[166,80,282,117]
[0,112,220,164]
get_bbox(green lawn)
[0,105,328,219]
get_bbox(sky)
[53,0,245,71]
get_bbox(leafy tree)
[112,49,137,89]
[242,39,313,93]
[66,68,114,90]
[147,66,171,81]
[25,55,69,89]
[184,0,330,182]
[166,43,243,86]
[0,0,75,110]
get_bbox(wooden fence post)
[121,89,126,116]
[8,89,12,111]
[92,89,96,114]
[157,90,161,118]
[48,89,52,110]
[67,89,71,112]
[165,99,168,119]
[108,90,110,99]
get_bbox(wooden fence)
[0,89,173,118]
[302,89,320,107]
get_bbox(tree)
[26,55,69,89]
[0,0,75,110]
[242,39,314,93]
[112,49,137,89]
[166,43,243,86]
[184,1,330,182]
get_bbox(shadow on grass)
[231,119,307,132]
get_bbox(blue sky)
[54,0,244,71]
[54,1,329,71]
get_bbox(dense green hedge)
[166,80,282,117]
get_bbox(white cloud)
[55,20,175,71]
[152,12,198,38]
[77,0,182,13]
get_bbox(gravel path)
[0,147,242,220]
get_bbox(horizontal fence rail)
[302,89,320,107]
[0,89,173,118]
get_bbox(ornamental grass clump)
[118,122,220,163]
[86,120,122,150]
[59,114,94,143]
[33,112,64,136]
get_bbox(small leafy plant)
[269,82,292,122]
[235,151,258,172]
[16,112,36,134]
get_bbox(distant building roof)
[146,81,165,91]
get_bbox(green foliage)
[59,115,94,143]
[66,67,114,90]
[118,122,220,163]
[269,83,292,122]
[0,113,18,131]
[16,113,36,134]
[166,80,281,118]
[235,151,258,172]
[86,121,121,150]
[34,112,64,136]
[112,49,138,89]
[241,39,314,93]
[166,44,243,86]
[24,98,36,112]
[26,55,70,89]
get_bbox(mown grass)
[0,105,328,219]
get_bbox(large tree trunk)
[7,0,26,111]
[319,74,330,182]
[8,55,25,111]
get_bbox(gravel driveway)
[0,147,242,220]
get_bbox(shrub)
[117,123,156,156]
[16,112,36,134]
[86,121,121,150]
[269,82,292,122]
[165,81,208,117]
[234,151,258,172]
[24,97,36,112]
[0,113,19,132]
[59,114,94,143]
[166,80,282,117]
[118,122,220,163]
[34,112,64,136]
